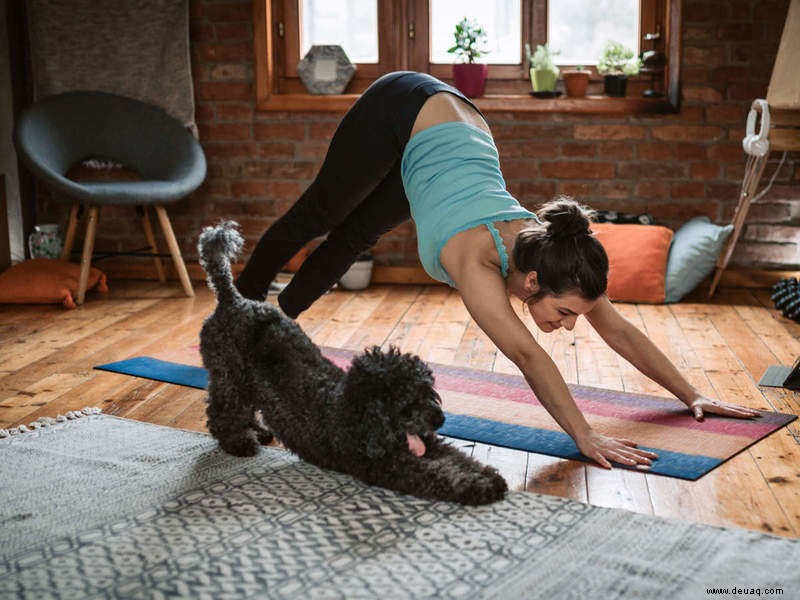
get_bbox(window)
[255,0,680,111]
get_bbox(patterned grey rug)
[1,411,798,599]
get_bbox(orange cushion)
[590,223,673,303]
[0,259,108,309]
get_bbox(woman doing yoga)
[235,71,759,469]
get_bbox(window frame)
[255,0,681,112]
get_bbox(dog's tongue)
[406,432,426,457]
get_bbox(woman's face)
[527,292,597,332]
[508,271,598,332]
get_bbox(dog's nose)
[431,409,445,429]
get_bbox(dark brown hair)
[512,196,609,305]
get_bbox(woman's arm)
[454,266,657,468]
[585,296,760,420]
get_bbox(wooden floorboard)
[1,280,798,538]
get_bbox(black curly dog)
[197,222,508,505]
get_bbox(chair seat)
[13,90,206,204]
[52,177,203,205]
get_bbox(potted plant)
[525,43,560,94]
[597,41,642,97]
[447,17,490,98]
[563,65,590,98]
[339,251,374,290]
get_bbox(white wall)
[0,0,24,263]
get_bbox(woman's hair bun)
[537,196,595,240]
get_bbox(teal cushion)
[665,217,733,303]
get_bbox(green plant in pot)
[525,43,560,93]
[563,65,590,98]
[597,41,642,97]
[447,17,490,98]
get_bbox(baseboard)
[91,259,797,290]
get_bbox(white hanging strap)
[742,99,771,157]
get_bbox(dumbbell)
[782,296,800,318]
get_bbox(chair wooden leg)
[61,203,80,261]
[154,205,194,297]
[139,206,166,283]
[77,206,99,305]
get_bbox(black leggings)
[235,71,483,318]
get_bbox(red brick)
[266,181,303,199]
[294,142,330,161]
[254,122,306,141]
[690,162,721,180]
[683,2,721,21]
[502,160,539,180]
[683,46,726,68]
[573,125,647,140]
[705,104,746,123]
[210,64,249,81]
[195,102,214,122]
[497,141,560,159]
[724,164,746,180]
[708,183,740,202]
[198,82,252,101]
[596,142,634,160]
[717,23,756,41]
[308,122,341,140]
[215,22,252,41]
[635,181,669,200]
[596,182,632,199]
[557,182,595,197]
[670,182,706,199]
[682,68,710,84]
[194,43,252,62]
[617,162,686,179]
[707,143,744,162]
[682,86,724,103]
[675,143,708,160]
[731,242,799,267]
[560,143,596,158]
[540,161,615,179]
[203,141,259,158]
[240,161,317,179]
[651,125,724,142]
[645,202,717,220]
[491,124,571,141]
[190,22,214,42]
[637,143,675,161]
[200,123,251,141]
[215,103,254,121]
[203,1,252,22]
[212,199,277,218]
[710,67,749,85]
[232,181,269,197]
[519,181,557,202]
[257,142,296,159]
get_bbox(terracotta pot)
[452,63,488,98]
[563,70,590,98]
[603,74,628,97]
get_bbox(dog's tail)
[198,220,244,303]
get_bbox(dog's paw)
[464,468,509,505]
[218,434,261,457]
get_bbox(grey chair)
[13,90,206,303]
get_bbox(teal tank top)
[401,121,541,287]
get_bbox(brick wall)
[39,0,800,270]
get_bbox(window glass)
[548,0,640,65]
[301,0,379,63]
[430,0,522,64]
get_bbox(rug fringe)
[0,407,102,438]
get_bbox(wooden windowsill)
[256,93,675,114]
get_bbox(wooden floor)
[1,279,798,538]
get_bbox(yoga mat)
[95,349,797,480]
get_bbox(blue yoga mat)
[94,357,724,479]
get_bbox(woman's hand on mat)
[576,430,659,470]
[685,396,761,421]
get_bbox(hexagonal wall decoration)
[297,45,356,95]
